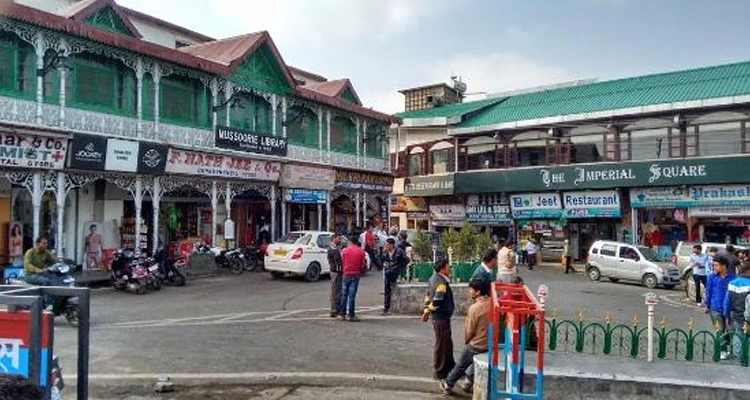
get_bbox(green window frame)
[0,34,36,99]
[365,125,385,159]
[159,76,209,128]
[330,116,357,154]
[68,55,136,116]
[286,106,318,148]
[229,93,271,134]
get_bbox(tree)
[411,228,432,262]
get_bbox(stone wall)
[392,283,474,316]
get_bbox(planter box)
[391,282,474,316]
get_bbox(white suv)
[586,240,680,289]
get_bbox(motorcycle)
[241,243,265,272]
[195,243,245,274]
[11,262,80,327]
[154,248,187,286]
[110,249,149,294]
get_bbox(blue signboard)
[284,189,327,204]
[512,209,564,219]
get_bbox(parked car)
[265,231,370,282]
[673,241,747,300]
[585,240,680,289]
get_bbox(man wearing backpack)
[724,260,750,363]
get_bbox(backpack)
[744,294,750,322]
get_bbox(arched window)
[408,147,425,176]
[430,141,454,173]
[330,116,357,154]
[286,106,318,147]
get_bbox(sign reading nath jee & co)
[456,155,750,193]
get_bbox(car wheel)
[305,262,322,282]
[608,278,620,283]
[587,266,601,282]
[663,284,676,290]
[270,271,285,280]
[643,273,658,289]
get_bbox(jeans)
[693,274,707,303]
[330,272,342,315]
[24,272,66,306]
[340,275,360,317]
[432,318,455,380]
[709,311,729,353]
[732,319,749,363]
[445,345,486,388]
[383,269,399,312]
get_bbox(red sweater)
[341,245,367,276]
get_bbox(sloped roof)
[304,79,362,105]
[57,0,141,38]
[288,66,327,84]
[120,6,214,43]
[458,60,750,130]
[179,31,297,89]
[394,97,507,120]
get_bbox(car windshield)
[638,246,663,262]
[279,232,305,244]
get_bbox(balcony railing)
[0,96,388,173]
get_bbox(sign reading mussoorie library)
[456,155,750,193]
[215,126,288,157]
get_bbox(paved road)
[53,264,713,396]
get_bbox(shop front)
[279,164,335,234]
[562,190,621,260]
[429,202,466,230]
[466,195,513,242]
[332,170,393,234]
[404,174,454,231]
[510,193,566,257]
[390,196,429,230]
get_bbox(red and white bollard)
[645,292,658,363]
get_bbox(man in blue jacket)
[704,256,736,360]
[724,260,750,363]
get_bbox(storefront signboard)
[280,164,335,190]
[466,204,513,225]
[510,193,562,219]
[105,139,138,172]
[404,174,454,197]
[689,206,750,218]
[430,204,466,227]
[284,188,327,204]
[562,190,621,218]
[456,155,750,193]
[137,142,168,174]
[335,170,393,192]
[165,149,281,181]
[0,132,67,169]
[68,134,106,170]
[406,211,430,220]
[215,126,287,157]
[390,196,428,213]
[631,184,750,208]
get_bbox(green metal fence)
[538,314,750,367]
[401,261,482,283]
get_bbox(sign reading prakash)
[631,184,750,208]
[0,133,67,170]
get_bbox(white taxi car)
[265,231,370,282]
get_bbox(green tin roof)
[459,60,750,129]
[394,97,506,119]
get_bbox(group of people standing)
[691,244,750,361]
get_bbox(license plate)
[274,249,287,256]
[149,265,159,272]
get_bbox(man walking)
[441,277,491,395]
[472,248,497,283]
[704,255,736,360]
[327,234,343,318]
[724,260,750,363]
[422,258,455,380]
[723,245,740,275]
[340,235,367,322]
[496,240,516,282]
[690,244,709,305]
[526,238,538,270]
[382,238,408,315]
[562,239,575,274]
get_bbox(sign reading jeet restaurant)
[456,155,750,193]
[215,126,287,157]
[0,133,67,169]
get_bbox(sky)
[117,0,750,114]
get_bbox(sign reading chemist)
[215,126,287,157]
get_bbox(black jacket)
[425,273,454,321]
[327,246,343,273]
[382,247,407,274]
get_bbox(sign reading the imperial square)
[165,149,280,181]
[0,133,67,169]
[456,155,750,193]
[215,126,287,157]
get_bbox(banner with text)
[466,204,513,225]
[404,174,454,197]
[215,126,287,156]
[0,133,67,170]
[630,184,750,208]
[562,190,621,218]
[165,149,280,181]
[280,164,335,190]
[510,193,562,219]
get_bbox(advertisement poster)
[83,222,104,270]
[105,139,139,172]
[0,133,67,170]
[165,149,281,182]
[8,221,23,266]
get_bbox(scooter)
[11,262,80,326]
[110,249,149,294]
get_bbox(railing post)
[645,292,657,362]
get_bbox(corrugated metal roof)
[179,32,265,66]
[394,97,507,119]
[460,61,750,128]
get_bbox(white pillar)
[134,176,143,254]
[58,66,67,127]
[631,208,638,245]
[136,58,144,137]
[355,192,361,227]
[271,94,278,136]
[326,110,331,161]
[55,171,66,256]
[317,204,322,231]
[281,198,287,236]
[281,96,287,138]
[152,177,161,255]
[153,65,161,134]
[454,136,459,172]
[211,181,218,246]
[270,187,277,240]
[31,172,42,241]
[210,79,218,130]
[362,122,367,167]
[362,192,368,225]
[325,192,332,231]
[34,33,44,125]
[224,82,232,127]
[225,182,232,218]
[318,107,324,161]
[356,118,361,160]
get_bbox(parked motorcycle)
[138,255,162,291]
[242,243,265,272]
[110,249,149,294]
[154,248,187,286]
[195,243,245,274]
